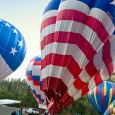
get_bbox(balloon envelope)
[26,56,47,109]
[88,81,115,114]
[58,34,115,110]
[40,0,115,113]
[0,19,26,80]
[104,100,115,115]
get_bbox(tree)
[0,79,99,114]
[0,79,38,108]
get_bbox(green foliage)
[0,79,100,115]
[59,96,99,115]
[0,79,38,108]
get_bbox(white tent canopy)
[0,99,21,105]
[39,104,47,109]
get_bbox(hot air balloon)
[40,0,115,114]
[88,81,115,114]
[26,56,47,109]
[0,19,26,80]
[58,33,115,110]
[47,33,115,113]
[104,100,115,115]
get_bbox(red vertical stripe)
[94,72,103,86]
[101,87,105,107]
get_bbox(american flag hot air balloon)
[0,19,26,80]
[26,56,47,109]
[40,0,115,114]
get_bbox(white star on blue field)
[0,0,49,79]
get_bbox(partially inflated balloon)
[26,56,47,109]
[58,33,115,110]
[104,100,115,115]
[41,0,62,100]
[0,19,26,80]
[48,33,115,112]
[41,0,115,114]
[88,81,115,114]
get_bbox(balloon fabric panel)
[88,81,115,114]
[26,56,46,108]
[0,19,26,80]
[40,0,115,114]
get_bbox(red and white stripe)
[58,61,115,110]
[71,37,115,96]
[58,36,115,109]
[26,59,46,104]
[41,0,115,105]
[40,1,115,113]
[0,55,13,80]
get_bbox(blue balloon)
[88,81,115,114]
[0,19,26,80]
[104,100,115,115]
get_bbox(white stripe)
[0,69,12,80]
[55,20,103,51]
[42,10,57,22]
[100,66,110,81]
[68,84,78,97]
[55,20,84,33]
[42,65,74,87]
[79,69,91,83]
[26,61,34,72]
[32,65,41,76]
[0,55,13,80]
[42,42,89,68]
[42,65,53,79]
[81,25,104,52]
[41,21,103,52]
[73,90,82,100]
[110,34,115,41]
[93,49,105,71]
[110,35,115,61]
[41,24,55,41]
[93,37,115,71]
[59,0,90,15]
[89,8,115,35]
[88,77,96,91]
[61,69,75,88]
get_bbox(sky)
[0,0,49,79]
